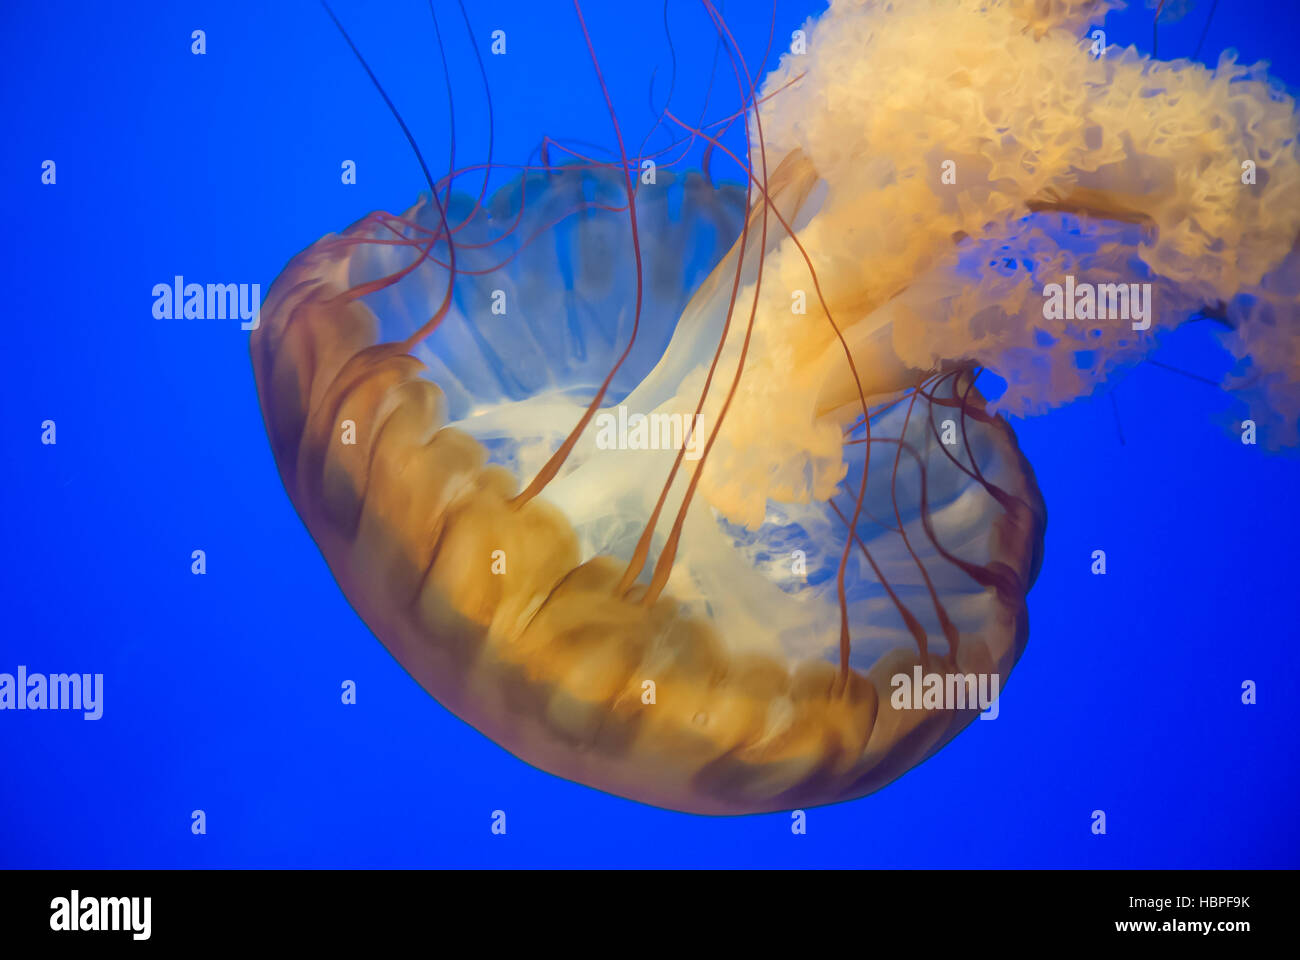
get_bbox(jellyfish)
[251,0,1300,814]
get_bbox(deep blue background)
[2,0,1297,867]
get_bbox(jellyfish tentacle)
[507,0,652,510]
[642,0,777,610]
[652,111,878,685]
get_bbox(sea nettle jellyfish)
[252,0,1300,814]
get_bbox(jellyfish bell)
[253,0,1299,814]
[252,189,1044,814]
